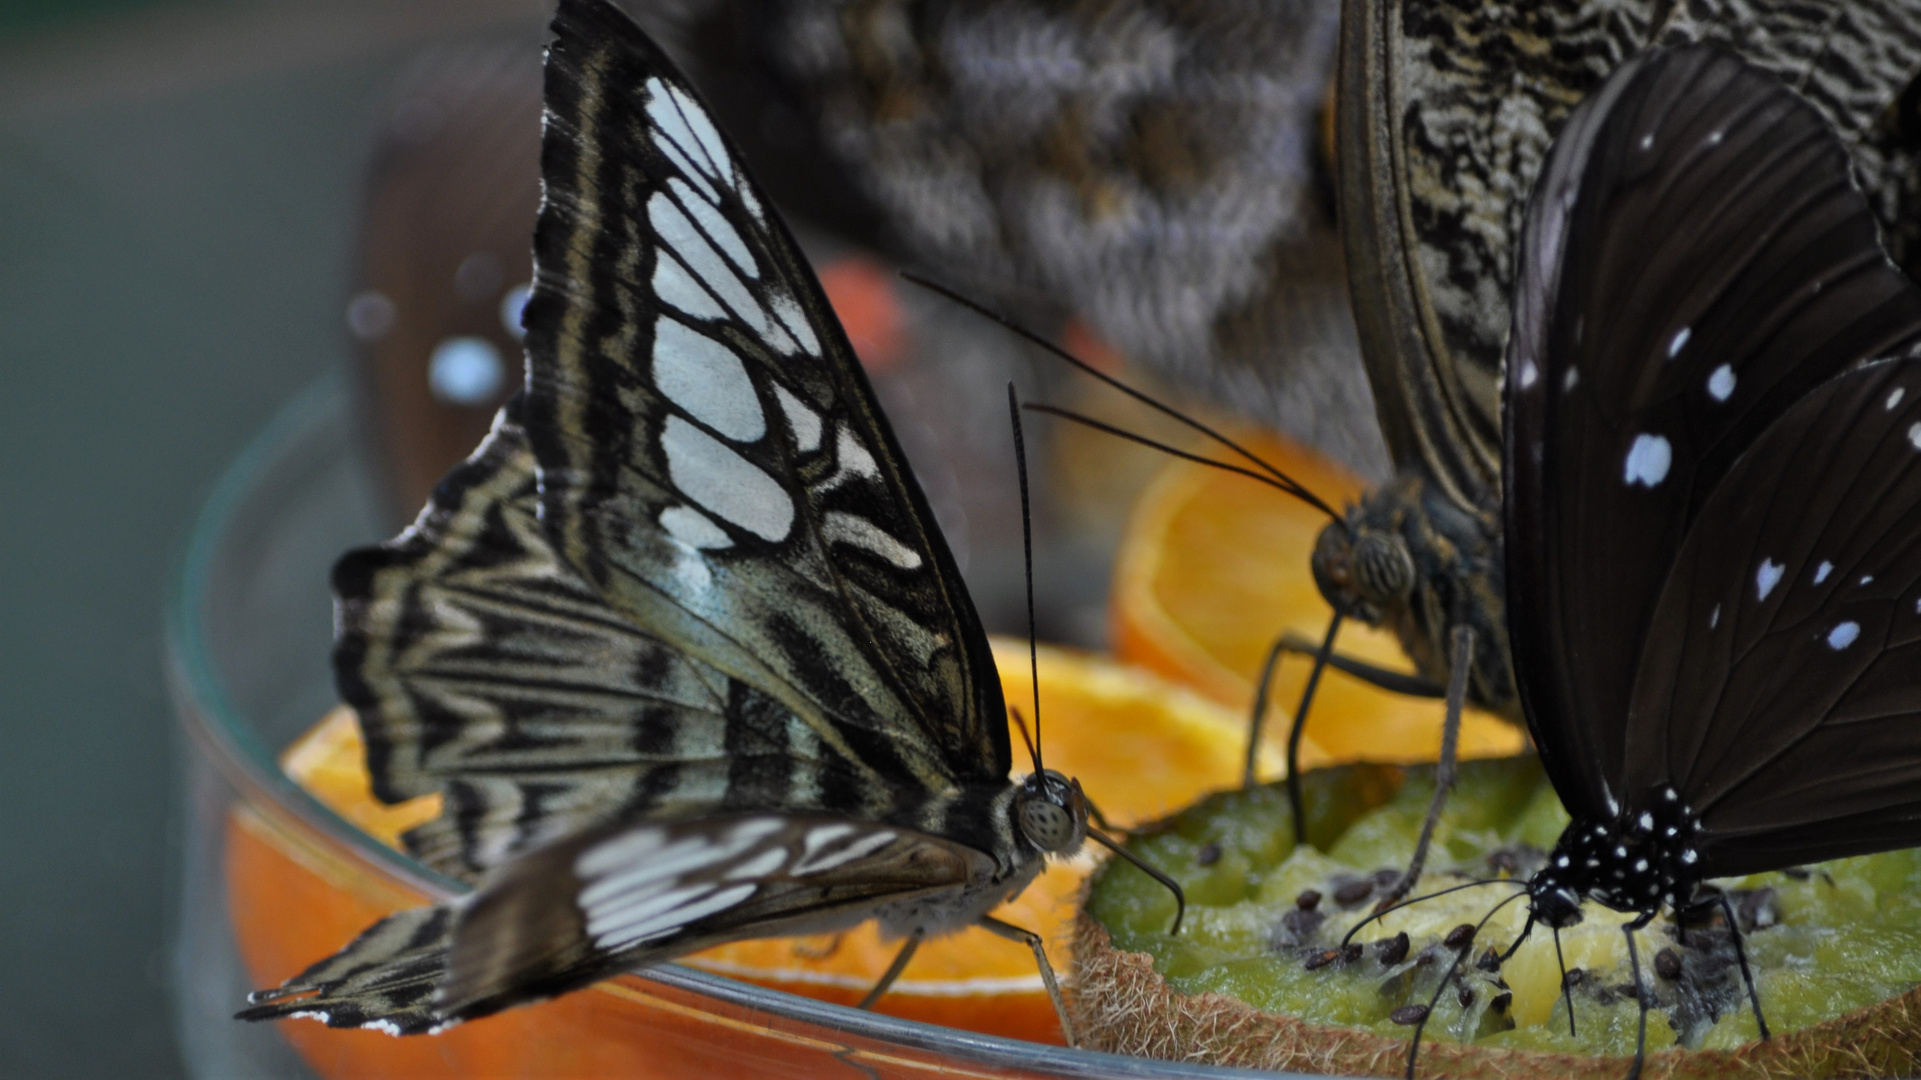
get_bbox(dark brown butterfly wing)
[1621,359,1921,877]
[1341,0,1921,512]
[1503,44,1921,818]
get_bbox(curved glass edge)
[163,378,1306,1080]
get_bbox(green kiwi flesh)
[1076,758,1921,1078]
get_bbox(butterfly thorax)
[1528,785,1702,928]
[1311,473,1518,720]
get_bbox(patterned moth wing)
[240,0,1104,1036]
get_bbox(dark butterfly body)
[238,0,1128,1038]
[1372,41,1921,1071]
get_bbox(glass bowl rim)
[163,376,1285,1080]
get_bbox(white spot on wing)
[1564,366,1580,393]
[774,385,822,451]
[661,417,794,542]
[650,194,761,328]
[1639,133,1654,151]
[1828,621,1861,650]
[669,83,733,183]
[654,318,764,442]
[362,1020,403,1036]
[1815,561,1833,584]
[668,177,755,277]
[653,254,725,320]
[1708,364,1735,401]
[1668,327,1691,358]
[723,845,791,881]
[1518,360,1538,389]
[1756,558,1785,601]
[646,78,723,180]
[1888,387,1906,411]
[1624,434,1672,487]
[823,511,924,569]
[1861,574,1875,586]
[589,883,757,950]
[1908,422,1921,451]
[1709,603,1720,629]
[661,505,732,550]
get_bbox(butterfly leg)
[1276,612,1346,843]
[1380,624,1473,909]
[1622,914,1655,1080]
[977,915,1076,1046]
[1719,890,1771,1040]
[857,930,923,1010]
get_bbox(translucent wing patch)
[335,404,898,879]
[521,0,1007,795]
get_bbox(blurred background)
[0,1,1368,1075]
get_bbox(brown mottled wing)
[238,815,980,1032]
[1338,0,1921,511]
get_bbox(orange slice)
[1110,429,1525,767]
[230,637,1293,1074]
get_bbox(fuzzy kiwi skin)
[1070,761,1921,1079]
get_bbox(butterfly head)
[1311,518,1416,626]
[1015,770,1088,856]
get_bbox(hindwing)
[522,0,1007,793]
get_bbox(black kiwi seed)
[1340,943,1364,964]
[1486,849,1520,874]
[1373,868,1403,888]
[1443,923,1476,949]
[1280,907,1324,943]
[1334,878,1375,906]
[1782,866,1811,881]
[1457,983,1476,1007]
[1654,948,1683,981]
[1490,989,1513,1014]
[1389,1004,1430,1025]
[1475,947,1501,972]
[1563,967,1585,990]
[1296,889,1322,911]
[1375,931,1410,965]
[1194,842,1222,867]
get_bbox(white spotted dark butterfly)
[236,0,1175,1042]
[1380,41,1921,1074]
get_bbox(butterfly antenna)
[1022,402,1339,513]
[1403,890,1528,1080]
[908,271,1346,526]
[1286,611,1345,845]
[1086,829,1185,935]
[1009,707,1043,777]
[1339,878,1526,948]
[1008,383,1044,776]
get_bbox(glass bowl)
[164,378,1293,1080]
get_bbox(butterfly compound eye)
[1017,772,1086,853]
[1352,532,1416,602]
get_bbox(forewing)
[336,405,890,879]
[1621,361,1921,877]
[1340,0,1921,508]
[240,815,981,1031]
[523,0,1007,792]
[1503,45,1921,817]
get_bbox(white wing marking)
[823,511,924,570]
[668,82,734,184]
[660,505,733,550]
[668,177,755,278]
[588,882,758,950]
[793,830,897,875]
[652,255,725,320]
[774,385,823,452]
[770,293,820,356]
[645,78,723,181]
[653,317,764,442]
[661,416,794,542]
[723,846,791,881]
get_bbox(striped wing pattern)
[240,814,993,1032]
[243,0,1035,1033]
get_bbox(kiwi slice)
[1076,758,1921,1078]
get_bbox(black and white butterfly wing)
[523,0,1007,795]
[1619,359,1921,876]
[241,813,985,1032]
[1503,44,1921,818]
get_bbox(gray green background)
[1,2,549,1074]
